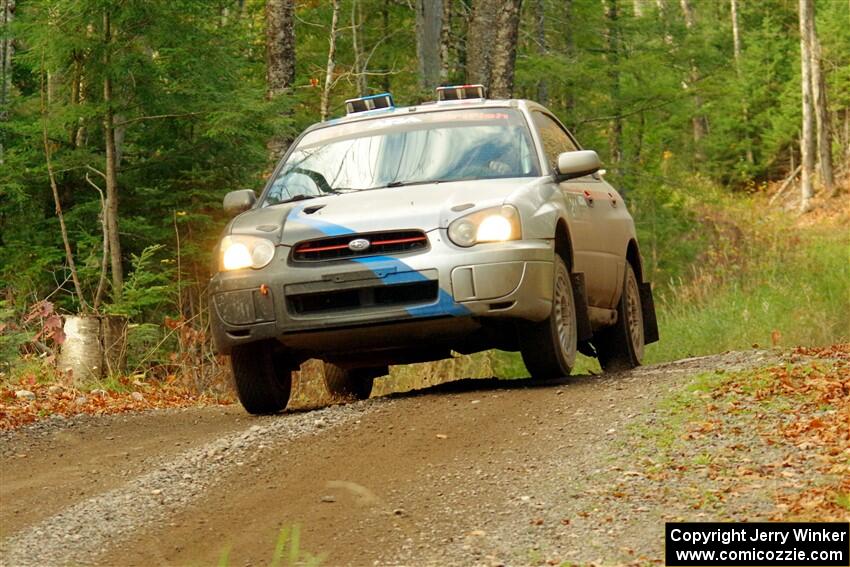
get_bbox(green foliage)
[0,301,32,371]
[105,245,174,319]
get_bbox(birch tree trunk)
[807,13,834,194]
[798,0,815,212]
[351,0,367,97]
[103,11,123,296]
[416,0,443,92]
[0,0,13,166]
[681,0,706,161]
[320,0,340,122]
[730,0,754,165]
[534,0,548,104]
[266,0,295,159]
[489,0,523,99]
[633,0,645,17]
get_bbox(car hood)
[228,177,540,246]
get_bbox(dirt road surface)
[1,350,780,566]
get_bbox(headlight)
[220,235,276,271]
[447,205,521,247]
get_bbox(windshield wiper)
[368,179,440,191]
[278,194,319,204]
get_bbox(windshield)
[263,108,539,205]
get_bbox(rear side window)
[532,112,579,171]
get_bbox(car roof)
[304,98,547,135]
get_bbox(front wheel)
[519,255,577,379]
[594,263,644,372]
[230,341,293,415]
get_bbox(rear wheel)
[230,341,293,415]
[323,364,376,401]
[595,263,644,372]
[519,255,577,379]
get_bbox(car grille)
[291,230,428,263]
[287,281,439,316]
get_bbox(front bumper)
[209,230,554,355]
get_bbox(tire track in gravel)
[0,400,379,567]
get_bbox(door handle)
[583,190,594,207]
[607,192,617,208]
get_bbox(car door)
[530,111,619,308]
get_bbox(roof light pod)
[436,84,487,101]
[345,93,395,115]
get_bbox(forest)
[0,0,848,391]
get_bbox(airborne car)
[211,86,658,415]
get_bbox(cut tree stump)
[58,315,128,382]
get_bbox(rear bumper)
[209,231,554,356]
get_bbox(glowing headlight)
[447,205,521,247]
[220,235,276,271]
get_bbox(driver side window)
[532,112,578,172]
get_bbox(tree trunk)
[59,315,127,382]
[564,0,576,117]
[351,0,367,96]
[466,0,498,87]
[534,0,547,104]
[416,0,443,92]
[844,109,850,175]
[633,0,645,17]
[605,0,623,167]
[41,53,86,311]
[807,12,834,194]
[380,0,391,92]
[266,0,295,159]
[1,0,14,166]
[798,0,815,212]
[489,0,523,98]
[103,11,123,295]
[730,0,754,165]
[320,0,340,122]
[440,0,453,81]
[266,0,296,99]
[681,0,706,161]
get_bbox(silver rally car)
[211,85,658,414]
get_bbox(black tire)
[519,255,577,379]
[595,263,645,372]
[230,341,293,415]
[323,363,375,401]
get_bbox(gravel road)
[0,350,780,566]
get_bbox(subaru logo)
[348,238,371,252]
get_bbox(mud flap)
[639,282,659,344]
[570,272,593,342]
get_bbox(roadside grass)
[217,524,325,567]
[645,192,849,364]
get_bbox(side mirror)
[556,150,602,180]
[223,190,256,216]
